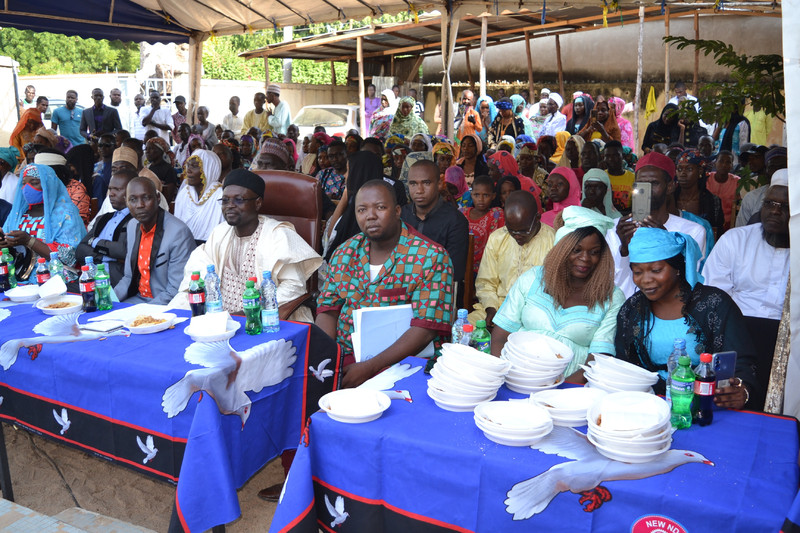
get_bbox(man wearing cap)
[266,84,291,136]
[76,167,135,285]
[703,168,789,407]
[170,169,321,321]
[172,96,188,145]
[114,177,194,304]
[735,146,787,227]
[253,137,291,171]
[241,92,271,137]
[605,151,706,298]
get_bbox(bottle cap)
[700,352,712,363]
[85,256,93,264]
[463,324,474,332]
[246,280,254,288]
[191,273,200,280]
[476,320,486,328]
[263,270,272,279]
[50,251,58,259]
[248,276,258,283]
[37,257,45,263]
[678,355,691,365]
[81,265,89,271]
[1,248,8,253]
[207,264,216,273]
[457,308,468,318]
[673,338,686,348]
[97,264,106,271]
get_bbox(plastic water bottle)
[204,265,223,313]
[94,264,113,311]
[693,353,716,427]
[35,257,50,285]
[1,248,15,288]
[188,271,205,317]
[46,251,64,282]
[84,256,97,280]
[79,265,97,312]
[666,338,687,407]
[470,320,491,354]
[670,355,695,429]
[460,324,473,346]
[260,270,280,333]
[243,280,262,335]
[0,248,10,291]
[451,308,468,344]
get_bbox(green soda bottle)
[470,320,491,354]
[670,355,695,429]
[243,280,262,335]
[94,264,113,311]
[1,248,16,288]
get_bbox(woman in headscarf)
[541,167,581,227]
[36,149,91,225]
[491,206,623,379]
[0,146,20,204]
[541,93,567,137]
[10,108,43,161]
[517,142,548,204]
[565,94,594,136]
[174,149,224,243]
[187,133,207,154]
[239,134,258,170]
[642,104,682,153]
[674,149,724,239]
[510,94,534,138]
[495,175,520,208]
[300,132,329,176]
[580,140,602,175]
[389,96,430,137]
[578,95,621,143]
[410,133,432,152]
[529,98,550,142]
[488,98,525,150]
[145,136,178,202]
[558,134,586,181]
[614,227,757,408]
[1,164,86,283]
[549,131,571,164]
[487,151,541,208]
[433,141,458,180]
[344,133,362,155]
[475,95,497,146]
[370,89,398,138]
[282,137,298,167]
[609,97,635,150]
[715,105,751,156]
[456,133,489,187]
[33,127,58,150]
[581,168,621,219]
[445,165,472,209]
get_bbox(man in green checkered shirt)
[317,179,454,388]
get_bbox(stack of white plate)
[530,387,608,427]
[500,332,574,394]
[474,400,554,446]
[586,391,672,463]
[319,389,391,424]
[427,343,511,412]
[582,353,659,393]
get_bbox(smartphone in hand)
[631,182,652,222]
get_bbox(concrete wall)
[0,57,19,146]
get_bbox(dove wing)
[317,358,331,373]
[324,494,336,517]
[534,427,601,462]
[136,435,149,454]
[236,339,297,393]
[52,409,64,425]
[34,313,81,337]
[61,408,69,422]
[335,495,345,514]
[358,363,422,391]
[183,341,236,368]
[146,435,155,450]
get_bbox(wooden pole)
[479,16,487,97]
[524,31,534,103]
[264,57,270,92]
[188,34,204,123]
[555,35,565,97]
[634,6,644,152]
[357,36,367,138]
[693,11,700,95]
[465,46,475,91]
[330,61,336,103]
[664,5,671,100]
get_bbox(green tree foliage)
[0,28,139,75]
[664,36,785,124]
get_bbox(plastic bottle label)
[96,278,110,288]
[474,340,490,353]
[206,301,223,312]
[80,281,95,293]
[243,297,259,307]
[694,381,715,396]
[670,381,693,394]
[37,273,51,284]
[0,264,7,275]
[188,293,205,304]
[261,308,279,326]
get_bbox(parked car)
[293,104,360,140]
[42,99,84,123]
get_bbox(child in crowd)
[460,175,505,274]
[705,150,739,232]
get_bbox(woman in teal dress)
[491,207,624,380]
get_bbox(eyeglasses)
[218,196,259,206]
[763,200,789,212]
[508,219,537,237]
[98,143,115,148]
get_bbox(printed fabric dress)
[459,207,505,274]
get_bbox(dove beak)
[703,460,715,466]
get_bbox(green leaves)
[663,36,784,124]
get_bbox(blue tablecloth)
[270,357,799,533]
[0,297,342,532]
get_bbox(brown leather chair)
[89,197,99,219]
[253,169,323,319]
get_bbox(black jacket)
[79,105,122,139]
[76,210,132,286]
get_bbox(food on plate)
[46,301,76,309]
[130,315,167,328]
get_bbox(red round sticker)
[631,515,687,533]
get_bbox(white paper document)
[352,304,435,363]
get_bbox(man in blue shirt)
[50,90,84,147]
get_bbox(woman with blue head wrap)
[475,95,497,146]
[1,164,86,283]
[614,227,758,409]
[510,94,534,138]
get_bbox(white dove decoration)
[52,408,70,435]
[161,339,297,426]
[324,494,350,528]
[505,427,714,520]
[0,309,10,324]
[137,435,158,464]
[358,363,422,391]
[310,358,334,382]
[0,312,128,370]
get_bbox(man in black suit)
[76,167,135,285]
[79,88,122,141]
